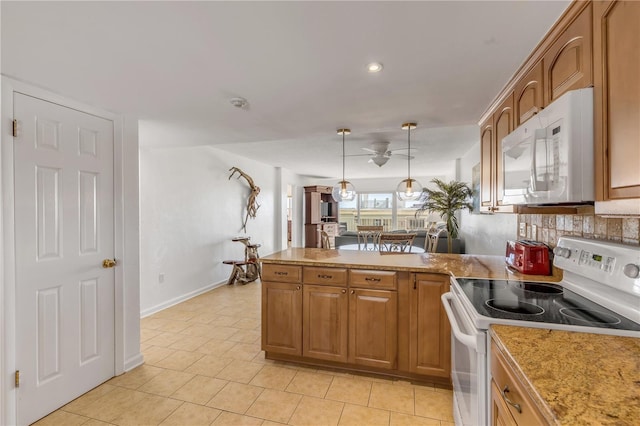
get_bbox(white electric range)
[441,236,640,426]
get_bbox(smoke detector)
[229,97,248,108]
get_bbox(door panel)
[261,282,302,355]
[303,285,348,362]
[410,274,450,377]
[348,289,397,369]
[14,93,115,425]
[544,4,592,104]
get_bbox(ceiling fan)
[348,141,415,167]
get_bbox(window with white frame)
[337,192,423,232]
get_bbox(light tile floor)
[35,282,455,426]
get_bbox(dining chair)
[320,230,332,249]
[378,233,417,253]
[425,228,447,253]
[356,225,383,251]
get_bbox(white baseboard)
[140,280,228,318]
[124,353,145,372]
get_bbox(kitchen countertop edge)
[260,248,562,282]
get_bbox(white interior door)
[13,93,115,425]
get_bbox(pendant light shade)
[332,128,356,202]
[396,122,422,201]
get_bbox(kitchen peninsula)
[260,248,560,385]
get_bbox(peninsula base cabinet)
[261,281,302,356]
[303,285,348,363]
[410,273,451,378]
[262,264,451,384]
[349,288,397,370]
[261,264,303,356]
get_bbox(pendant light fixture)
[396,122,422,201]
[332,128,356,202]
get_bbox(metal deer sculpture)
[228,167,261,232]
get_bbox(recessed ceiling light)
[367,62,383,73]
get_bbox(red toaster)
[505,240,552,275]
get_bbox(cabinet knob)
[296,285,301,291]
[341,289,346,294]
[350,290,355,295]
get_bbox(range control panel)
[554,237,640,296]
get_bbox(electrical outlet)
[532,224,538,240]
[159,273,165,284]
[519,223,526,237]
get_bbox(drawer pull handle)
[364,277,381,282]
[501,386,522,413]
[275,271,289,276]
[318,274,333,279]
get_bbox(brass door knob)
[102,258,117,268]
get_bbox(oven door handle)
[441,292,478,350]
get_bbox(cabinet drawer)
[262,264,302,283]
[304,267,348,286]
[491,340,546,426]
[349,270,397,290]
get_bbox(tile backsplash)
[517,213,640,247]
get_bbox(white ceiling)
[1,1,569,179]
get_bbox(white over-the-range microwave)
[501,87,594,205]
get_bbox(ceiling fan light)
[371,156,389,167]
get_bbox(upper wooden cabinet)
[480,118,494,211]
[593,0,640,203]
[543,3,593,104]
[514,61,544,126]
[478,1,601,213]
[480,94,515,213]
[493,94,515,212]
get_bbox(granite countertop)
[261,248,562,282]
[491,325,640,425]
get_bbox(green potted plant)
[416,178,473,253]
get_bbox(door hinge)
[15,370,20,387]
[12,119,18,137]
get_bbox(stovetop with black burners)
[454,278,640,332]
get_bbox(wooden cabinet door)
[348,289,397,369]
[409,274,450,378]
[491,381,517,426]
[514,61,544,126]
[594,0,640,200]
[262,282,302,355]
[543,3,593,105]
[303,285,348,362]
[493,93,515,210]
[306,191,321,224]
[480,118,494,212]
